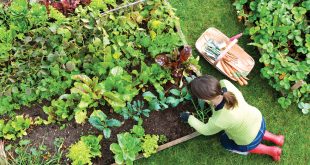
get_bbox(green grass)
[136,0,309,164]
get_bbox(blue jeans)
[220,118,266,152]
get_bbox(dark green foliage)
[234,0,309,112]
[88,110,122,138]
[166,87,192,107]
[143,91,169,111]
[121,100,151,121]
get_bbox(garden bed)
[18,98,196,164]
[0,0,205,164]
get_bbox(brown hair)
[190,75,238,109]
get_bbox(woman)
[180,75,284,161]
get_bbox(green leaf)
[66,61,76,72]
[103,128,111,139]
[131,125,145,137]
[75,110,88,124]
[67,141,92,165]
[142,134,159,158]
[106,119,122,127]
[149,101,161,111]
[170,89,180,96]
[143,91,157,101]
[104,91,126,111]
[90,0,108,10]
[166,97,180,107]
[90,110,107,121]
[110,143,122,154]
[110,66,124,76]
[81,135,103,157]
[19,139,31,146]
[89,116,105,131]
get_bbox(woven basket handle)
[214,39,238,66]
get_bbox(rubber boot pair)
[249,131,284,161]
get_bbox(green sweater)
[188,79,262,145]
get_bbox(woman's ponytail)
[223,91,238,109]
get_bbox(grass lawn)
[136,0,309,164]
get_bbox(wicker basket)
[195,27,255,81]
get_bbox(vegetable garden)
[0,0,203,164]
[0,0,309,164]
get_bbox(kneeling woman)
[180,75,284,161]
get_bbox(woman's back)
[216,80,262,145]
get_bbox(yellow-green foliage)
[142,134,159,158]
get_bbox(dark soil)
[17,98,195,165]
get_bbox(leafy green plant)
[298,102,309,115]
[110,120,166,164]
[110,120,145,165]
[7,138,64,165]
[130,120,145,137]
[0,116,31,140]
[142,31,183,57]
[88,110,122,138]
[42,94,78,124]
[166,86,192,107]
[80,135,103,158]
[234,0,309,112]
[141,134,159,158]
[158,134,168,144]
[99,66,139,113]
[67,135,103,165]
[121,100,151,121]
[67,141,92,165]
[134,62,173,91]
[70,75,103,110]
[110,132,142,165]
[143,91,169,111]
[130,122,161,158]
[0,96,19,116]
[192,98,211,123]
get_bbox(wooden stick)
[102,0,146,15]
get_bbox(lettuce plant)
[0,115,31,140]
[110,132,142,165]
[67,135,102,165]
[141,134,159,158]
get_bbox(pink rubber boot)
[249,144,282,161]
[263,130,285,146]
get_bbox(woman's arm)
[188,115,222,135]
